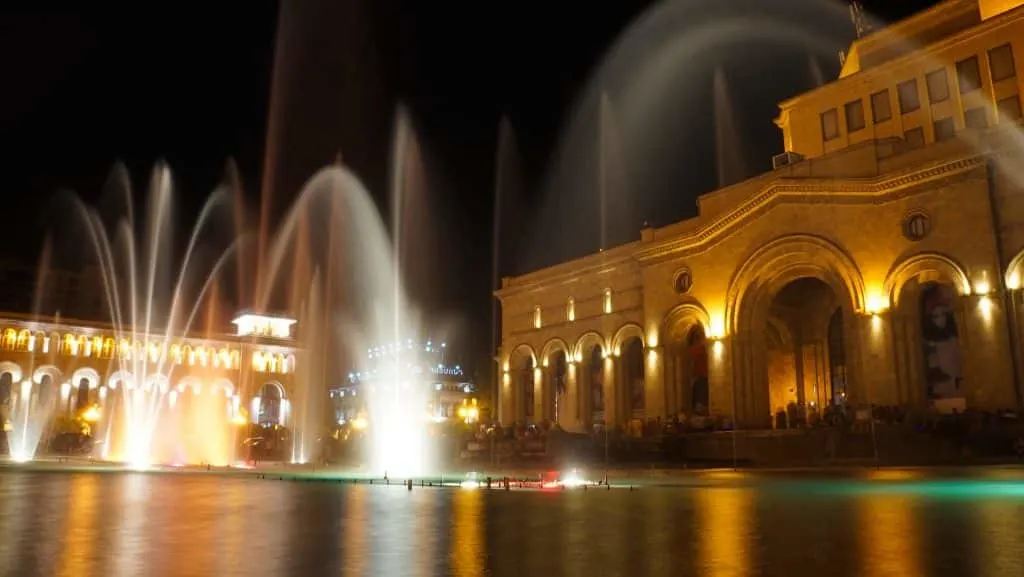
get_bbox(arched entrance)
[894,279,966,405]
[662,305,711,418]
[761,278,849,425]
[257,382,285,426]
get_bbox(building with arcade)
[496,0,1024,432]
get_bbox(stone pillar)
[499,368,514,427]
[645,346,665,419]
[603,355,618,430]
[851,312,898,406]
[959,293,1016,408]
[562,362,582,433]
[533,367,545,424]
[708,338,733,419]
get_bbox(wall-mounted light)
[603,289,613,314]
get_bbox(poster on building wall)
[920,283,963,400]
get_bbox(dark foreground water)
[2,470,1024,576]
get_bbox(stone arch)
[539,337,571,367]
[177,376,203,394]
[108,370,135,390]
[0,361,24,382]
[1007,248,1024,289]
[662,301,712,343]
[258,380,287,399]
[507,343,538,368]
[32,365,63,385]
[726,234,866,335]
[884,251,972,307]
[611,323,645,357]
[71,367,101,389]
[209,378,235,397]
[573,331,607,362]
[144,374,170,393]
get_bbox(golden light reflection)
[59,474,99,577]
[976,498,1024,577]
[451,487,484,577]
[858,493,920,577]
[414,493,437,577]
[696,487,753,577]
[343,486,367,577]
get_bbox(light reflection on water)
[1,471,1024,576]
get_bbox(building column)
[533,366,545,424]
[852,311,898,407]
[708,337,733,419]
[603,355,618,430]
[959,292,1016,408]
[644,346,665,420]
[499,366,514,427]
[562,362,582,433]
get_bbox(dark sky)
[0,0,938,373]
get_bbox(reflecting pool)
[1,470,1023,576]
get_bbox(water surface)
[1,470,1022,576]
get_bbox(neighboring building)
[0,310,301,430]
[331,339,477,425]
[496,0,1024,431]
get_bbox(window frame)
[955,56,982,94]
[897,79,921,113]
[925,68,950,103]
[870,89,892,123]
[821,108,840,141]
[989,43,1017,83]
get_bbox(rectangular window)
[926,68,950,103]
[870,89,892,122]
[845,99,866,132]
[990,43,1017,82]
[998,95,1023,122]
[956,56,981,93]
[934,117,956,142]
[904,127,925,149]
[821,108,840,141]
[898,79,920,113]
[964,107,988,130]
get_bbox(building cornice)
[496,153,988,299]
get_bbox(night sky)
[0,0,939,377]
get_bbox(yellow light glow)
[866,290,888,314]
[712,340,724,356]
[1008,271,1021,290]
[352,416,368,430]
[231,313,297,338]
[567,297,575,322]
[871,314,883,331]
[232,414,247,426]
[646,328,659,348]
[974,279,991,296]
[603,288,613,314]
[979,295,993,318]
[708,314,725,339]
[82,405,101,423]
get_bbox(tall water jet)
[808,53,826,88]
[492,116,524,419]
[713,66,745,189]
[60,162,244,468]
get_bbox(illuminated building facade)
[0,310,301,430]
[496,0,1024,431]
[331,339,477,425]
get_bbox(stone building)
[496,0,1024,431]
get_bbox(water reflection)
[859,492,921,577]
[1,471,1024,576]
[114,474,151,577]
[696,486,754,577]
[976,498,1024,577]
[59,474,98,577]
[343,485,368,577]
[451,487,484,577]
